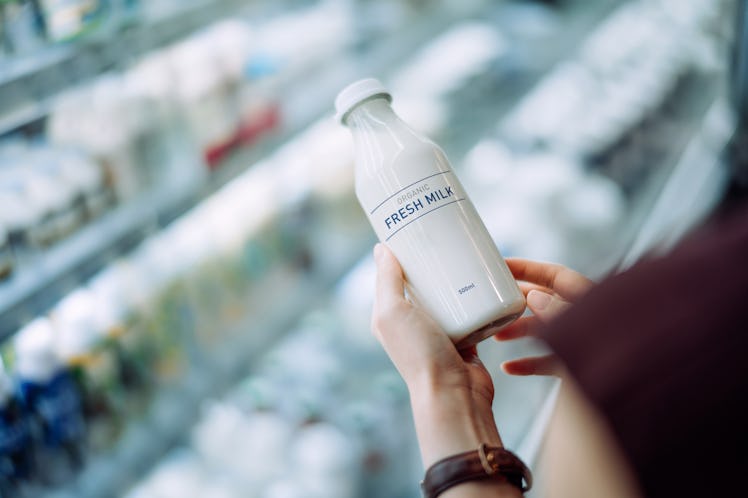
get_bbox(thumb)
[373,243,407,312]
[526,289,570,323]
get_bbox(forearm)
[410,385,524,498]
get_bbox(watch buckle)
[478,443,499,475]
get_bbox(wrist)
[410,383,502,468]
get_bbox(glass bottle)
[336,78,525,347]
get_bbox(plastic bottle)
[336,78,525,347]
[13,318,86,485]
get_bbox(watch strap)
[421,444,532,498]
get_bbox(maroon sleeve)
[542,206,748,497]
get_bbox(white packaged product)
[291,423,360,498]
[170,35,239,154]
[337,79,525,347]
[390,22,508,99]
[48,77,150,200]
[0,167,46,248]
[191,402,292,488]
[3,165,72,246]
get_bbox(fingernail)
[373,243,383,262]
[527,290,552,311]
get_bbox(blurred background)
[0,0,743,497]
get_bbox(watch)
[421,444,532,498]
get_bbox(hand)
[371,243,493,403]
[371,243,507,470]
[495,258,594,377]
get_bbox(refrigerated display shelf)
[0,0,251,136]
[3,2,734,496]
[512,97,735,498]
[597,72,730,275]
[0,173,203,342]
[14,3,631,494]
[618,98,734,269]
[46,234,374,498]
[0,2,486,344]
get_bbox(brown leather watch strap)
[420,444,532,498]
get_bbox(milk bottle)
[336,79,525,347]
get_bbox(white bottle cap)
[334,78,392,124]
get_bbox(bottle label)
[368,171,467,242]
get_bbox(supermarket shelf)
[513,97,734,487]
[0,173,203,342]
[0,0,249,136]
[0,5,482,342]
[56,233,374,498]
[618,98,734,269]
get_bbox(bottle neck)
[345,97,401,127]
[345,97,417,174]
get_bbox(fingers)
[372,243,413,346]
[373,243,407,314]
[506,258,593,300]
[526,289,571,322]
[494,289,571,344]
[501,355,562,377]
[493,315,538,341]
[459,345,479,364]
[518,281,554,298]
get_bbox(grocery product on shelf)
[34,146,111,221]
[290,422,360,498]
[52,289,127,454]
[0,358,35,497]
[124,50,204,186]
[501,0,727,159]
[86,262,156,419]
[337,78,525,347]
[390,21,508,101]
[126,236,194,384]
[191,401,295,492]
[0,149,74,248]
[47,75,165,201]
[0,163,45,250]
[240,0,352,107]
[13,317,86,486]
[461,144,626,265]
[40,0,103,42]
[0,141,112,251]
[123,305,418,498]
[169,28,244,167]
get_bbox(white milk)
[336,79,525,347]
